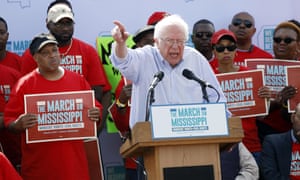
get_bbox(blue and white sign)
[150,103,228,139]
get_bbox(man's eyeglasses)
[160,38,186,46]
[194,32,213,39]
[273,37,296,44]
[232,19,253,28]
[214,45,237,53]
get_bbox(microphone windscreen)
[154,71,164,81]
[182,69,194,80]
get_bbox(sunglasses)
[195,32,213,38]
[214,45,237,53]
[273,37,296,44]
[232,19,253,28]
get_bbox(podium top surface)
[120,117,244,157]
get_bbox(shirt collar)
[291,130,298,143]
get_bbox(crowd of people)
[1,0,300,179]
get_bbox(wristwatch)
[116,99,127,108]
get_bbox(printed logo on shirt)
[60,55,83,74]
[290,150,300,177]
[234,61,246,67]
[0,84,11,102]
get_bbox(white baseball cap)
[47,4,74,23]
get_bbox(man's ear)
[46,20,50,30]
[228,24,232,30]
[253,27,256,35]
[153,38,159,46]
[32,54,39,63]
[291,113,296,124]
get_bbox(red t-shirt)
[0,92,4,112]
[0,51,22,72]
[234,45,273,66]
[109,77,137,169]
[0,65,21,102]
[21,38,111,92]
[214,65,262,152]
[262,107,292,133]
[290,142,300,179]
[110,78,130,132]
[209,57,218,70]
[0,152,22,180]
[4,69,102,180]
[0,64,22,167]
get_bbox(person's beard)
[51,32,73,45]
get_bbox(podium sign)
[150,103,228,139]
[120,117,243,180]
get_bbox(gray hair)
[154,14,189,40]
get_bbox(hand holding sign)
[88,107,101,122]
[10,113,38,133]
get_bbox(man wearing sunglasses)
[191,19,216,68]
[228,12,272,66]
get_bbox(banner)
[151,103,228,139]
[286,66,300,113]
[216,69,267,118]
[24,90,97,143]
[96,36,135,133]
[245,58,300,98]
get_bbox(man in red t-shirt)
[0,17,22,72]
[0,64,21,171]
[5,33,102,180]
[20,0,111,129]
[228,11,273,66]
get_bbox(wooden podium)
[120,117,243,180]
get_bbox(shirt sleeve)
[108,78,130,132]
[235,142,259,180]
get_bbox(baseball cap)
[133,25,155,43]
[47,4,74,23]
[211,29,237,45]
[29,33,58,55]
[147,11,170,25]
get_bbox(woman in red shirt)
[211,29,270,164]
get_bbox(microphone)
[182,69,213,88]
[183,69,213,103]
[149,71,164,90]
[145,71,164,121]
[182,69,221,103]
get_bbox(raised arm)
[111,21,130,59]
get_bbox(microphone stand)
[201,85,210,103]
[145,88,155,121]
